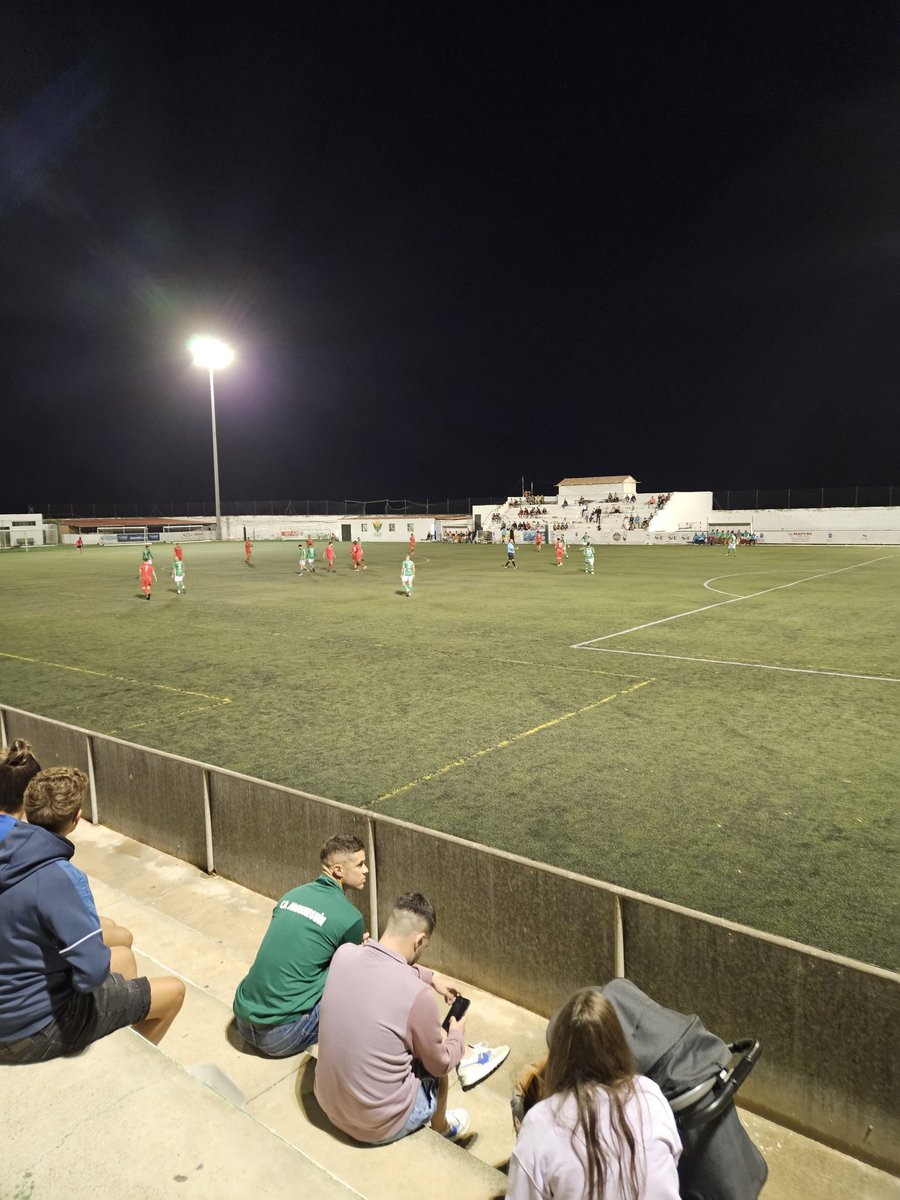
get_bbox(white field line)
[570,554,896,649]
[577,647,900,684]
[703,571,768,597]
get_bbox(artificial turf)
[0,538,896,968]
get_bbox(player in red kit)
[139,560,157,600]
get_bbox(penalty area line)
[365,678,655,808]
[571,554,897,649]
[578,647,900,684]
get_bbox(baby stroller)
[600,979,767,1200]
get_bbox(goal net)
[163,526,212,541]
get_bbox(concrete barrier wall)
[620,897,899,1170]
[1,704,897,1170]
[209,773,369,923]
[372,817,619,1017]
[90,739,209,869]
[1,709,90,775]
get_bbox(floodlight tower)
[189,336,234,542]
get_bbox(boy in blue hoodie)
[0,766,185,1063]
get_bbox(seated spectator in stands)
[506,987,681,1200]
[0,741,132,950]
[0,738,41,816]
[0,767,184,1063]
[314,892,509,1144]
[233,834,368,1058]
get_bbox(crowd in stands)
[1,738,684,1192]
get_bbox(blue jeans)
[374,1074,439,1144]
[235,1003,320,1057]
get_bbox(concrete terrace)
[9,821,899,1200]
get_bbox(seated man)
[0,741,132,951]
[0,767,185,1063]
[233,833,368,1057]
[314,892,509,1144]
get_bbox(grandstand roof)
[557,475,636,486]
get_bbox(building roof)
[55,516,216,529]
[557,475,636,486]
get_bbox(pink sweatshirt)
[314,940,465,1143]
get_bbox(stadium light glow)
[189,335,234,371]
[189,335,234,541]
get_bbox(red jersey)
[174,545,183,561]
[140,562,154,585]
[326,543,335,561]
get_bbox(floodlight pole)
[208,365,223,542]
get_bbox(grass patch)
[1,539,897,967]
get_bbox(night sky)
[1,2,897,512]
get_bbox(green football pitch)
[1,539,897,969]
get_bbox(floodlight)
[189,336,234,370]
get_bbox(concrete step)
[8,1029,362,1200]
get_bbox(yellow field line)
[0,650,233,706]
[368,678,655,807]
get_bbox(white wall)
[221,515,443,543]
[708,507,900,545]
[0,513,46,546]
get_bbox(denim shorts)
[235,1002,320,1057]
[375,1074,439,1144]
[0,973,151,1064]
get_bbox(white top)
[506,1075,681,1200]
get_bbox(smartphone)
[442,995,470,1031]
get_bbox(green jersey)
[172,561,185,579]
[401,559,415,579]
[233,874,364,1025]
[306,545,316,561]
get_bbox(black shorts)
[0,973,152,1064]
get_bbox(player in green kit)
[306,541,317,573]
[582,544,595,575]
[171,557,186,594]
[400,553,416,597]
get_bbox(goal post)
[162,526,212,541]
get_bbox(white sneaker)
[441,1108,470,1140]
[457,1043,510,1089]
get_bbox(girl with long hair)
[507,987,681,1200]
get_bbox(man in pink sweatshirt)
[314,892,508,1143]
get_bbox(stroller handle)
[676,1038,762,1132]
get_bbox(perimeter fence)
[39,484,899,520]
[41,498,507,519]
[713,485,897,510]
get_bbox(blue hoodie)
[0,815,111,1041]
